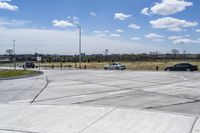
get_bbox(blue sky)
[0,0,200,54]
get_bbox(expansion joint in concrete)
[30,75,49,103]
[78,108,117,133]
[189,117,198,133]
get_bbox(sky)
[0,0,200,55]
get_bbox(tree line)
[1,49,200,63]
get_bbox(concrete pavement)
[1,69,200,132]
[0,74,47,103]
[0,104,197,133]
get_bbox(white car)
[104,63,126,70]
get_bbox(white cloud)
[0,0,12,1]
[168,35,190,40]
[196,29,200,33]
[104,30,110,33]
[116,29,124,33]
[110,34,120,37]
[128,24,140,29]
[0,18,31,27]
[72,16,79,20]
[90,11,97,16]
[168,35,200,44]
[93,31,102,34]
[0,27,155,54]
[141,8,150,16]
[93,30,110,34]
[150,17,198,32]
[144,0,193,16]
[114,13,132,20]
[67,16,79,21]
[0,1,18,11]
[93,30,110,38]
[168,36,184,40]
[52,20,74,28]
[145,33,164,39]
[173,38,200,44]
[145,33,164,41]
[131,37,141,41]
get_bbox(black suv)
[23,62,36,68]
[165,63,198,71]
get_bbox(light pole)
[69,20,82,69]
[13,40,16,70]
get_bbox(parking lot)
[0,69,200,133]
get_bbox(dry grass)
[1,60,200,70]
[37,60,200,71]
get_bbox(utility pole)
[79,26,82,69]
[69,20,82,69]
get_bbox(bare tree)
[171,49,179,55]
[6,49,13,55]
[6,49,14,61]
[171,49,179,59]
[103,49,109,56]
[103,49,109,62]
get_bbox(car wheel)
[166,68,170,71]
[104,67,107,70]
[116,67,119,70]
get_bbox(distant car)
[165,63,198,71]
[104,63,126,70]
[22,62,36,69]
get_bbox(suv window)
[175,63,191,67]
[175,64,181,67]
[183,64,191,67]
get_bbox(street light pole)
[78,26,82,69]
[69,20,82,69]
[13,40,16,70]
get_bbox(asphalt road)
[0,69,200,133]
